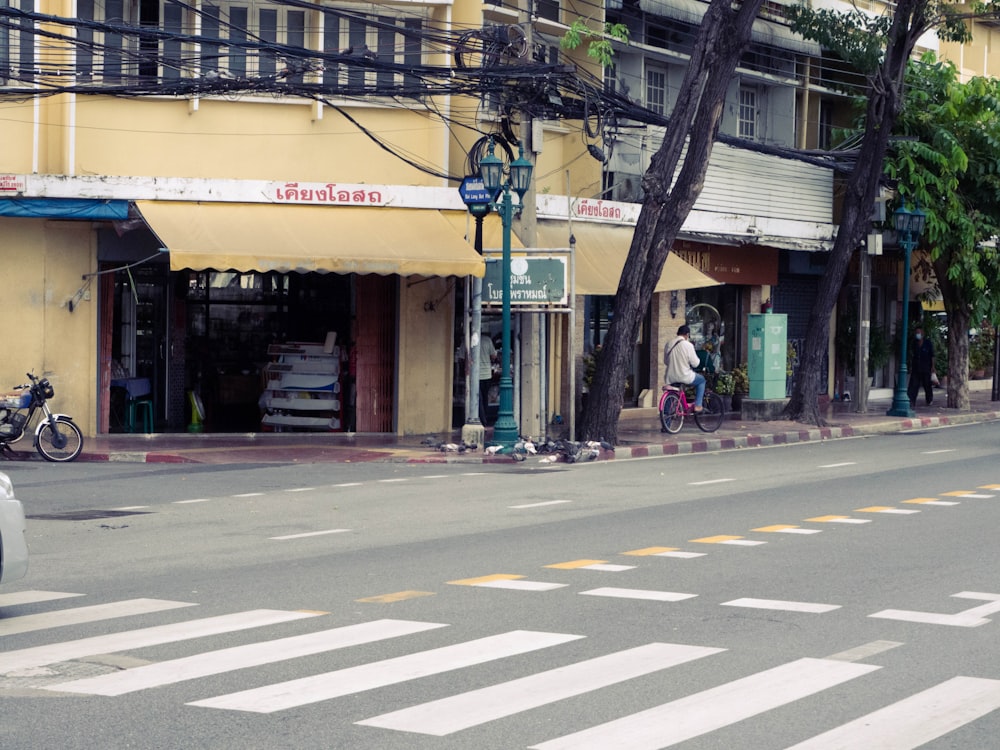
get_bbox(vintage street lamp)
[479,138,533,449]
[886,202,927,417]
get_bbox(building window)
[646,66,666,116]
[738,86,757,140]
[1,0,37,84]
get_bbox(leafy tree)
[579,0,769,443]
[781,0,975,424]
[887,54,1000,408]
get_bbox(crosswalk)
[2,590,999,748]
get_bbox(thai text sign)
[483,255,568,307]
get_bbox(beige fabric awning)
[137,201,486,277]
[535,221,720,295]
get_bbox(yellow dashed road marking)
[904,498,959,506]
[448,574,523,586]
[942,490,977,496]
[546,559,607,569]
[979,484,1000,489]
[622,547,678,556]
[691,535,744,544]
[356,591,435,604]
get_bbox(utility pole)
[516,6,542,441]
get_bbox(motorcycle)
[0,372,84,462]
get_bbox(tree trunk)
[935,256,971,409]
[579,0,767,444]
[784,0,927,426]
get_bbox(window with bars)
[645,66,666,116]
[738,86,758,140]
[45,0,425,96]
[0,0,36,85]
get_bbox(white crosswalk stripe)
[785,676,1000,749]
[46,619,448,696]
[0,609,320,673]
[187,630,585,713]
[528,658,881,750]
[0,598,196,637]
[357,642,724,736]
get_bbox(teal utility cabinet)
[748,313,787,400]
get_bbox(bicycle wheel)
[36,418,84,462]
[694,391,725,433]
[659,392,684,434]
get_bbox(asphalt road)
[2,422,999,749]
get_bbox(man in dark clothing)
[908,326,935,407]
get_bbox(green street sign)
[483,255,568,306]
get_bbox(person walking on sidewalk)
[908,326,935,407]
[665,325,705,411]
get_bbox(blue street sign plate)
[459,176,498,206]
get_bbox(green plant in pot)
[714,371,735,396]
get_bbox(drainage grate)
[26,509,152,521]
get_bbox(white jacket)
[664,336,700,385]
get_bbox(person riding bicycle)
[664,325,706,412]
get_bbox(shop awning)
[0,197,129,220]
[136,201,486,277]
[535,221,721,295]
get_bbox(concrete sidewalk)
[7,381,999,466]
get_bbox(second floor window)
[646,66,666,116]
[738,86,758,140]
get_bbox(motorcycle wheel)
[36,418,84,462]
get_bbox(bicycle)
[658,380,725,434]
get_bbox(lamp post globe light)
[479,138,533,449]
[886,202,927,417]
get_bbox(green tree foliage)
[561,20,630,67]
[886,54,1000,407]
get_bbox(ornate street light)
[479,138,533,449]
[886,202,927,417]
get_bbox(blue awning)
[0,198,129,220]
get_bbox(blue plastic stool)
[128,398,154,433]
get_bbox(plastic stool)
[128,398,154,434]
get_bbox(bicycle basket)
[0,392,30,409]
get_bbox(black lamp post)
[886,203,927,417]
[479,138,533,448]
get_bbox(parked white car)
[0,470,28,583]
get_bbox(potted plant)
[714,371,735,414]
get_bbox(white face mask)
[915,334,923,340]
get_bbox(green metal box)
[748,313,787,400]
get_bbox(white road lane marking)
[332,482,362,487]
[283,487,315,493]
[921,449,956,454]
[48,619,447,696]
[0,599,196,637]
[112,505,149,510]
[870,591,1000,627]
[509,500,571,508]
[358,642,724,736]
[173,498,211,504]
[0,609,320,673]
[269,528,351,540]
[232,492,264,498]
[528,658,880,750]
[188,630,584,714]
[579,588,697,602]
[688,478,737,485]
[785,676,1000,749]
[818,462,856,468]
[721,598,841,614]
[654,551,706,558]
